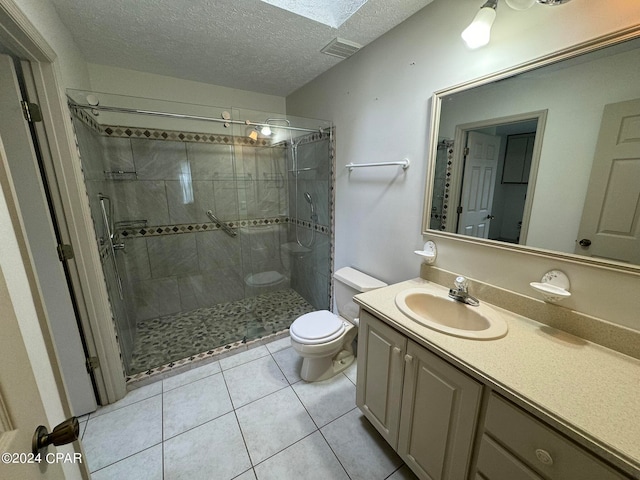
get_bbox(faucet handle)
[454,276,468,291]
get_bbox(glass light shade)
[260,125,272,136]
[461,7,497,49]
[505,0,535,10]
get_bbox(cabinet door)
[398,341,483,480]
[356,310,407,449]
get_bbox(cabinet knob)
[392,347,401,356]
[535,448,554,466]
[404,354,413,364]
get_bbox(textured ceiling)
[49,0,434,96]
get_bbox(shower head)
[260,118,290,136]
[304,192,313,204]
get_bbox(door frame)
[0,1,126,403]
[449,110,547,244]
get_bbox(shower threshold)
[128,288,314,376]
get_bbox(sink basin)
[395,288,508,340]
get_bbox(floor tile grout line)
[161,365,223,393]
[249,429,320,471]
[220,363,254,473]
[91,390,163,419]
[317,421,354,480]
[87,441,163,475]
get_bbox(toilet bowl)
[290,267,387,382]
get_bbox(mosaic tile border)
[70,104,272,147]
[118,217,330,239]
[125,329,290,385]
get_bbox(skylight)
[260,0,369,28]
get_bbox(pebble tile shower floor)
[81,337,419,480]
[129,289,315,374]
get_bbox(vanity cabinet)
[477,393,625,480]
[357,310,483,480]
[356,309,633,480]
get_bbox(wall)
[12,0,90,89]
[286,0,640,331]
[88,63,286,116]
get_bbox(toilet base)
[300,349,355,382]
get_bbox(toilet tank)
[333,267,387,323]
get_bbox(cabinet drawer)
[477,434,542,480]
[484,394,624,480]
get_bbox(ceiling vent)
[321,37,362,59]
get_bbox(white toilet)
[289,267,387,382]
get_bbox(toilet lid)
[290,311,345,345]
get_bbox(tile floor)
[81,336,418,480]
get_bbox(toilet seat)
[290,311,345,345]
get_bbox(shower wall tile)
[147,235,198,278]
[177,269,244,312]
[102,137,135,173]
[235,146,258,179]
[255,180,285,218]
[121,237,151,282]
[196,231,242,270]
[134,277,182,322]
[131,139,188,180]
[166,180,215,225]
[236,179,256,219]
[212,181,239,221]
[187,143,235,180]
[74,119,106,181]
[110,180,170,226]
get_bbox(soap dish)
[414,240,437,264]
[530,270,571,303]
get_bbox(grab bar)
[345,158,410,171]
[206,210,237,237]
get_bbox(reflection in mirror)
[424,33,640,268]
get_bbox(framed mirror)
[423,27,640,272]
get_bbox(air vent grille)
[321,37,362,59]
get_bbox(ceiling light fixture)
[461,0,498,50]
[462,0,574,49]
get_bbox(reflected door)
[576,98,640,263]
[457,132,501,238]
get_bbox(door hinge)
[457,206,463,214]
[57,243,75,261]
[463,147,470,156]
[86,356,99,373]
[21,100,43,123]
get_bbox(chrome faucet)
[449,276,480,307]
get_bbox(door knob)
[485,215,495,220]
[32,417,79,455]
[578,238,592,247]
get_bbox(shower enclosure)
[68,91,333,377]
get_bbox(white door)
[457,131,501,238]
[0,54,96,415]
[576,98,640,263]
[0,136,86,479]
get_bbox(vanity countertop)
[354,277,640,477]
